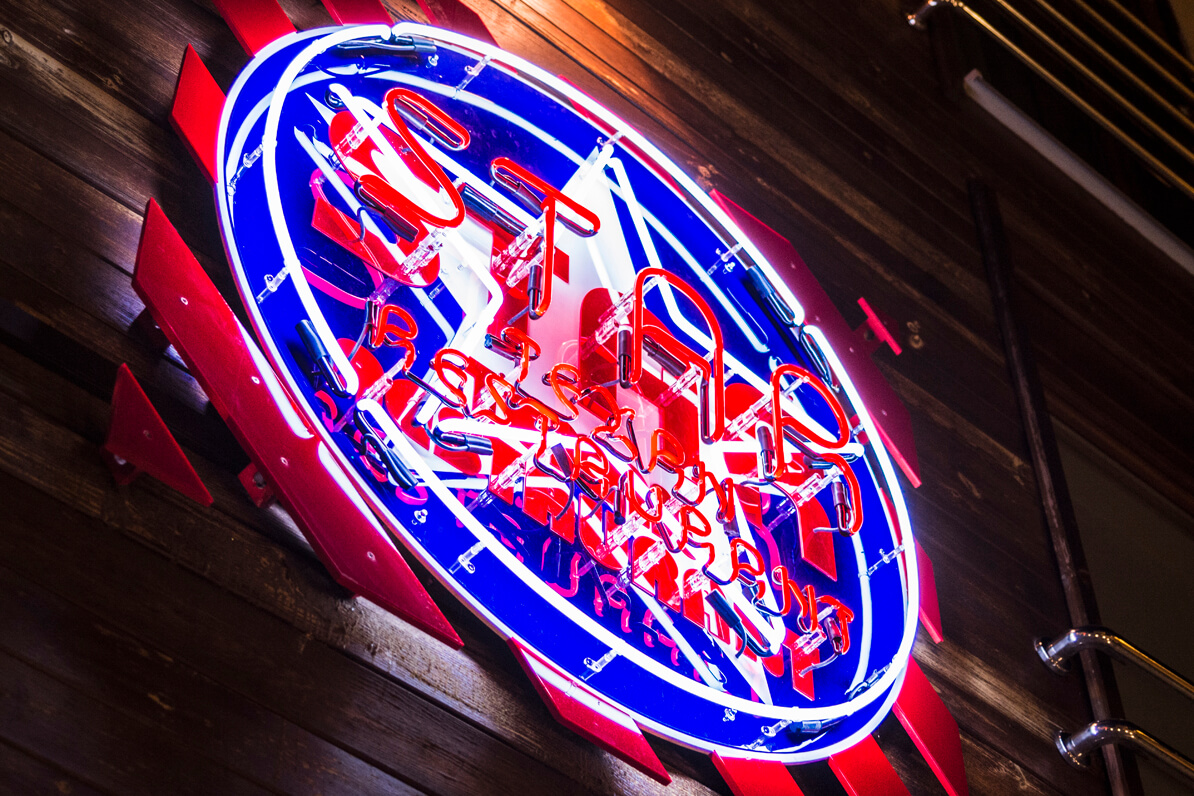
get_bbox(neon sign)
[214,22,919,764]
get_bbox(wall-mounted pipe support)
[1037,627,1194,703]
[1057,720,1194,785]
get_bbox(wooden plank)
[0,738,107,796]
[0,0,241,119]
[0,651,271,795]
[0,564,424,796]
[0,24,224,263]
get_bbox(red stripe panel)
[103,364,213,506]
[417,0,498,46]
[509,639,671,784]
[170,46,224,185]
[131,199,462,650]
[894,659,969,796]
[828,735,910,796]
[321,0,392,24]
[712,753,805,796]
[211,0,295,56]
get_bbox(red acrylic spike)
[211,0,295,56]
[856,297,902,356]
[711,191,921,488]
[321,0,392,24]
[103,363,214,506]
[712,753,805,796]
[132,199,461,649]
[916,540,944,643]
[798,495,837,580]
[894,659,969,796]
[828,735,910,796]
[238,461,275,508]
[417,0,499,46]
[170,46,224,185]
[509,639,671,784]
[790,643,819,701]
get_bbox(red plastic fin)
[211,0,295,56]
[103,364,214,506]
[894,659,968,796]
[712,753,805,796]
[239,461,276,508]
[790,643,819,701]
[915,540,944,643]
[131,199,461,649]
[509,639,670,784]
[856,297,902,356]
[416,0,498,46]
[710,191,920,488]
[828,735,910,796]
[798,494,837,580]
[321,0,392,24]
[170,46,224,185]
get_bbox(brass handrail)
[908,0,1194,202]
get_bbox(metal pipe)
[1018,0,1194,122]
[1088,0,1194,80]
[1037,627,1194,703]
[1062,0,1194,103]
[1057,720,1194,784]
[969,180,1132,796]
[910,0,1194,202]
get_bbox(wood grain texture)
[0,0,1190,792]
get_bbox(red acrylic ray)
[828,735,910,796]
[856,297,902,356]
[239,462,275,508]
[798,494,837,580]
[211,0,295,56]
[132,199,461,649]
[916,540,944,643]
[320,0,392,24]
[790,643,819,701]
[103,363,214,506]
[894,659,969,796]
[509,639,671,784]
[712,753,805,796]
[416,0,499,46]
[170,46,224,185]
[711,191,921,488]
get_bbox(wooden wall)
[0,0,1190,793]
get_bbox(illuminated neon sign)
[215,22,919,764]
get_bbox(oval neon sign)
[215,22,918,762]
